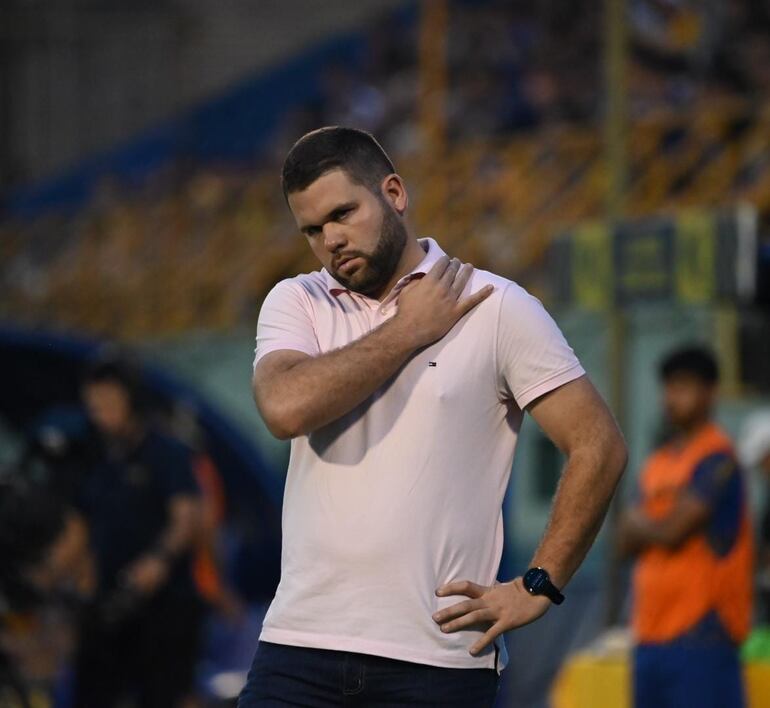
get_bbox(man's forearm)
[625,517,671,549]
[154,495,201,560]
[531,439,626,588]
[256,314,420,438]
[255,258,493,439]
[621,496,710,553]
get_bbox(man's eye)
[305,227,321,237]
[336,209,351,220]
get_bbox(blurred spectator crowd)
[1,0,770,341]
[282,0,770,153]
[0,354,259,707]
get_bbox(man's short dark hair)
[659,345,719,384]
[81,354,146,413]
[281,126,395,200]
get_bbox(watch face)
[524,568,548,594]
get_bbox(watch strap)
[524,567,565,605]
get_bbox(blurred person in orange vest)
[618,345,753,708]
[191,450,245,620]
[739,411,770,623]
[169,404,245,621]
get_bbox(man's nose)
[323,223,347,252]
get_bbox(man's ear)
[380,174,408,215]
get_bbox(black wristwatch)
[523,567,564,605]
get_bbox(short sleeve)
[687,452,736,508]
[253,279,320,370]
[496,282,585,409]
[146,433,200,500]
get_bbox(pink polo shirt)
[253,237,584,672]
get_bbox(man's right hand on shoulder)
[253,255,493,438]
[393,256,495,349]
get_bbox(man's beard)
[332,201,408,298]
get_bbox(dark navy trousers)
[633,615,746,708]
[237,641,500,707]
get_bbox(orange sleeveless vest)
[192,453,227,603]
[632,423,753,644]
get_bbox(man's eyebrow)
[300,202,357,233]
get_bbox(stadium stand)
[1,1,769,339]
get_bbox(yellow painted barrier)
[551,653,770,708]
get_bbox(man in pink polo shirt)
[239,127,627,707]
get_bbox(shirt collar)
[322,237,446,304]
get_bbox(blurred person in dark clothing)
[73,357,204,708]
[618,346,752,708]
[0,482,95,708]
[21,405,92,504]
